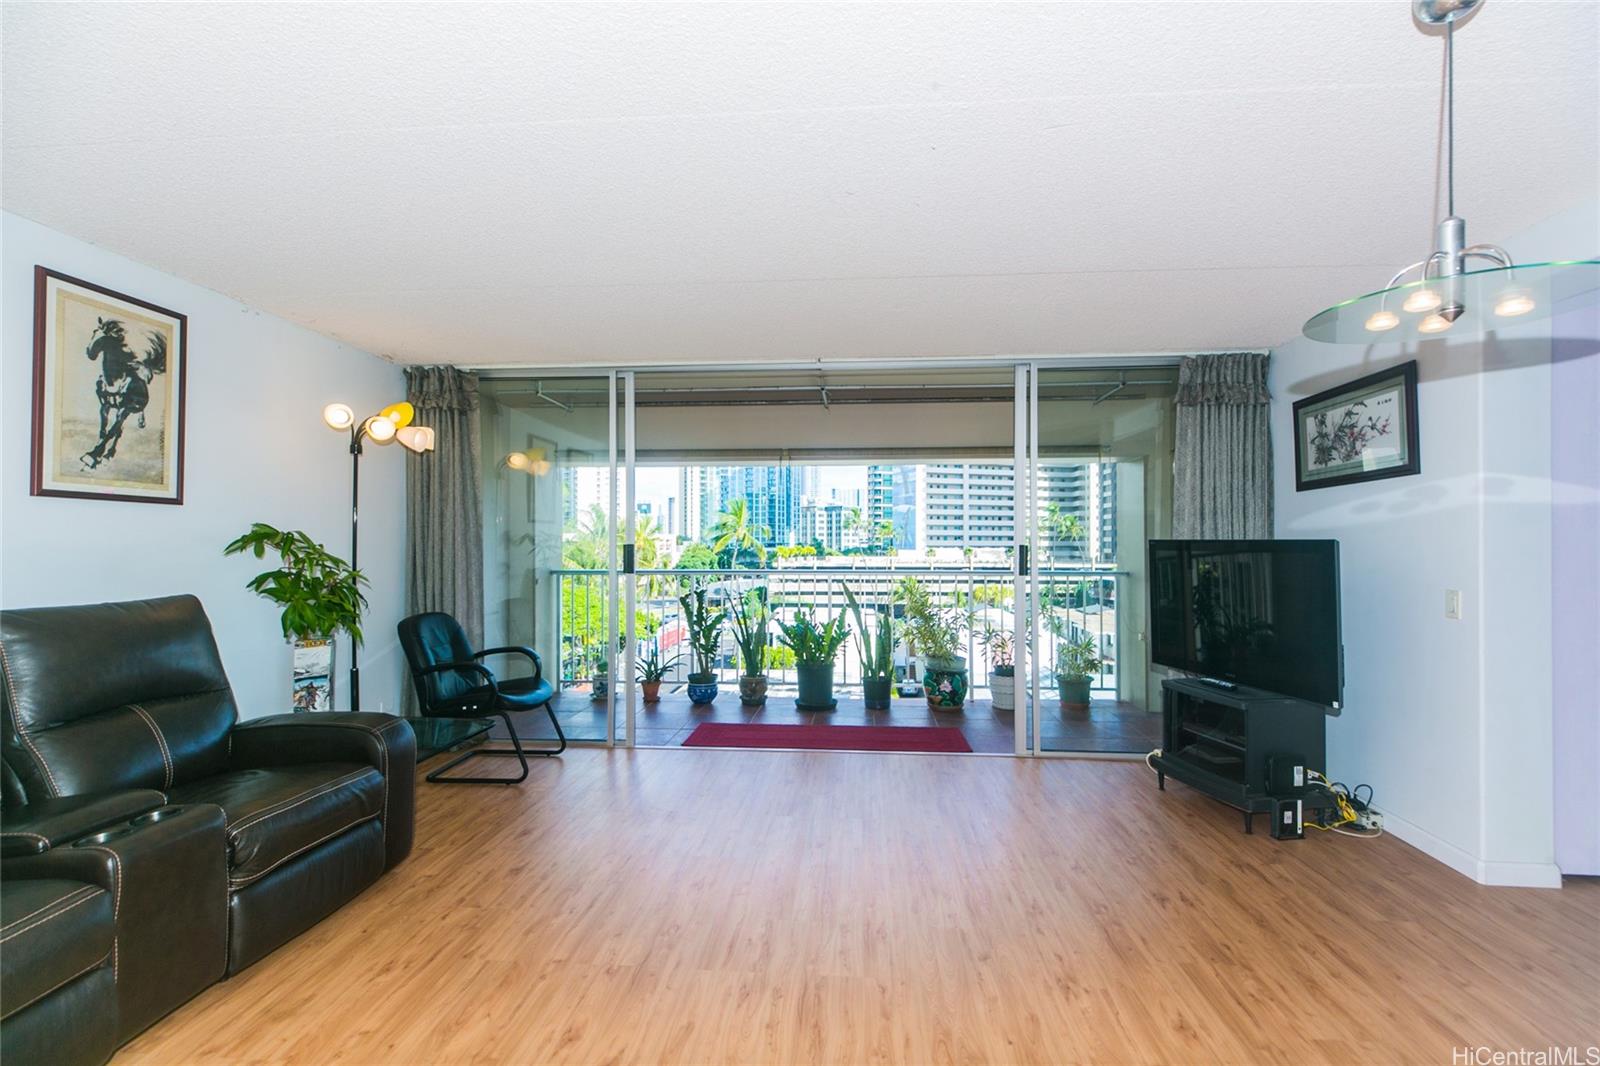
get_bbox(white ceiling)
[3,2,1595,366]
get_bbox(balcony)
[550,564,1125,706]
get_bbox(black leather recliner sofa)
[0,595,416,1064]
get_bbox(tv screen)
[1149,539,1342,707]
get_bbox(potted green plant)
[679,584,727,704]
[983,624,1015,712]
[776,610,849,710]
[841,582,895,710]
[901,578,968,709]
[635,644,679,703]
[1056,632,1102,715]
[224,523,367,713]
[728,587,772,705]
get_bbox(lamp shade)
[396,425,435,453]
[379,402,415,429]
[367,416,397,442]
[322,402,356,430]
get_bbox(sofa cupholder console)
[46,804,231,1041]
[129,805,185,827]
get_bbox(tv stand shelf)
[1150,677,1329,833]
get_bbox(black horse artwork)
[81,316,167,470]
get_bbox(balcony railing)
[552,565,1123,697]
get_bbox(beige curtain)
[403,366,484,714]
[1173,352,1273,539]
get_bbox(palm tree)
[1042,503,1087,562]
[710,498,770,567]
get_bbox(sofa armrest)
[0,789,167,858]
[3,804,230,1040]
[228,713,416,869]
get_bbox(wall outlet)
[1363,810,1384,831]
[1444,589,1462,620]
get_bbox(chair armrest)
[228,712,416,869]
[0,789,167,858]
[473,646,542,683]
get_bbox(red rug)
[682,722,972,753]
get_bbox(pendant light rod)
[1446,19,1455,218]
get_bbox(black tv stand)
[1149,677,1328,833]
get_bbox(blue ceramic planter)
[687,677,719,704]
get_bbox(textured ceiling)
[3,2,1596,366]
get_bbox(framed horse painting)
[31,267,187,504]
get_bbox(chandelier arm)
[1462,244,1514,268]
[1423,251,1450,279]
[1385,260,1431,290]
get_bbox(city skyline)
[568,461,1120,561]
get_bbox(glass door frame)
[602,370,639,749]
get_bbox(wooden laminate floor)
[120,748,1599,1065]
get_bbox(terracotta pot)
[641,680,662,703]
[739,675,768,706]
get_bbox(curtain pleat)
[403,366,484,715]
[1172,352,1274,539]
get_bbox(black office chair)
[397,612,565,784]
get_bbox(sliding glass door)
[480,373,630,746]
[1019,364,1176,754]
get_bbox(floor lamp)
[322,401,435,710]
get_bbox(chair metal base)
[425,706,566,785]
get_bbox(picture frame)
[31,267,187,504]
[1292,360,1419,492]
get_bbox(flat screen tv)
[1149,539,1342,708]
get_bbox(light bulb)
[367,416,396,442]
[1403,288,1442,314]
[506,451,531,470]
[1364,310,1400,332]
[396,426,435,453]
[1493,291,1536,317]
[322,402,355,430]
[1418,313,1452,334]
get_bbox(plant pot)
[291,637,335,713]
[1058,676,1092,714]
[739,675,768,706]
[795,662,836,709]
[989,670,1015,712]
[923,656,968,710]
[641,680,662,703]
[687,673,719,705]
[862,676,893,710]
[590,676,609,701]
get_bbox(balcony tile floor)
[493,687,1160,755]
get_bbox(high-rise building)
[880,462,1101,556]
[715,465,800,547]
[678,466,719,543]
[867,465,895,546]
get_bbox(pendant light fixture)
[1301,0,1598,344]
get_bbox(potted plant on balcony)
[777,610,849,711]
[729,587,772,706]
[679,584,727,704]
[1056,632,1102,715]
[636,644,679,703]
[983,624,1015,712]
[902,578,968,710]
[224,523,367,713]
[841,582,895,710]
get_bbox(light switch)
[1445,589,1462,620]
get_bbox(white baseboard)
[1380,809,1564,889]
